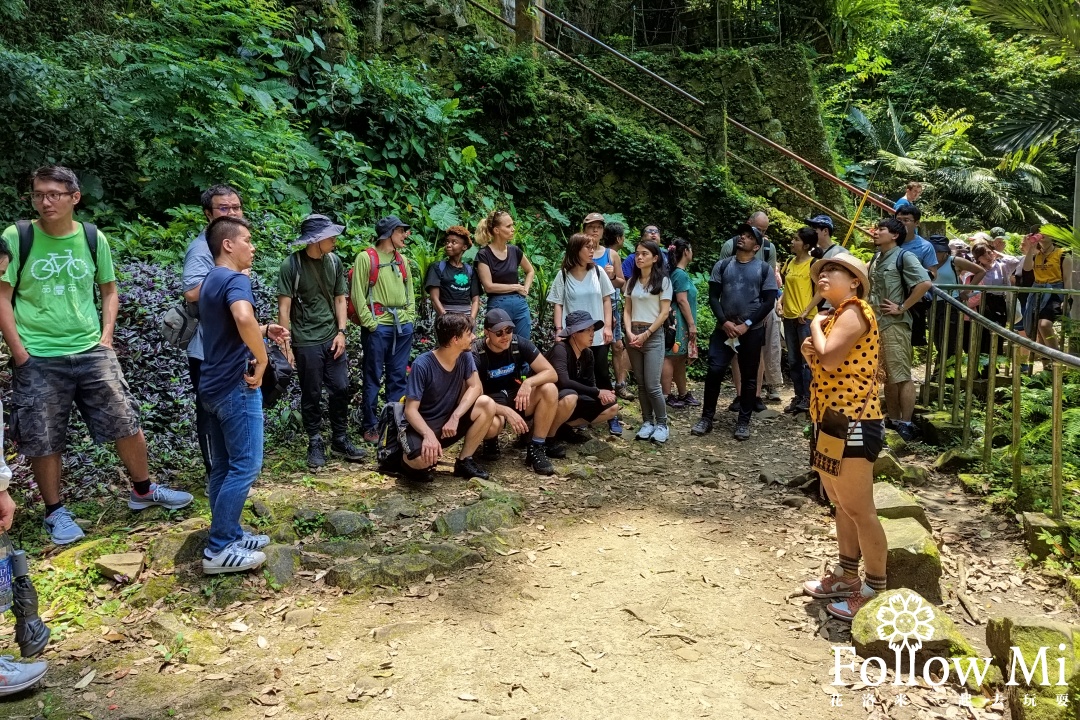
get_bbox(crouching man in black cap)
[398,313,496,483]
[472,309,575,477]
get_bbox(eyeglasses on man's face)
[30,191,75,204]
[213,204,243,214]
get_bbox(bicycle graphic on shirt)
[30,250,91,281]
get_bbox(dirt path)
[1,387,1072,720]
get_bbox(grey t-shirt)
[405,350,477,429]
[182,230,215,361]
[709,256,778,329]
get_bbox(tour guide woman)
[623,240,672,444]
[800,254,887,622]
[475,210,536,340]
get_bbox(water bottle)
[0,532,13,614]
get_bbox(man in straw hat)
[277,214,365,468]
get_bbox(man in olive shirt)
[353,216,416,442]
[277,214,365,468]
[868,217,933,441]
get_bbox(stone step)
[880,517,942,602]
[1021,511,1080,561]
[873,483,930,531]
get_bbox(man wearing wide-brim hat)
[277,214,366,468]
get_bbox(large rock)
[130,576,178,608]
[576,438,616,461]
[324,510,374,538]
[915,410,964,446]
[263,545,299,588]
[933,447,982,473]
[299,540,371,570]
[148,612,222,665]
[884,429,910,457]
[433,498,519,536]
[852,589,977,666]
[372,493,422,522]
[986,616,1080,718]
[469,478,526,513]
[1022,512,1080,561]
[957,473,992,495]
[881,517,942,602]
[874,452,905,482]
[326,544,482,591]
[94,553,145,582]
[148,528,210,571]
[874,484,930,531]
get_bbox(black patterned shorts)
[9,345,142,458]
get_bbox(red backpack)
[347,247,409,325]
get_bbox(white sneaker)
[651,424,670,444]
[202,544,267,575]
[0,655,48,697]
[636,421,656,441]
[235,532,271,550]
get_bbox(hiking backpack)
[12,220,99,305]
[376,400,411,471]
[346,247,408,325]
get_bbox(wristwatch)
[744,319,753,327]
[337,329,346,335]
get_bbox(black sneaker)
[400,464,434,483]
[895,421,918,442]
[783,398,801,414]
[753,398,767,413]
[726,399,741,413]
[454,456,490,480]
[331,435,367,462]
[307,436,327,468]
[526,444,555,476]
[480,438,501,460]
[734,421,750,441]
[557,425,590,444]
[544,441,568,459]
[690,417,713,436]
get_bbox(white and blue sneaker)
[235,532,271,551]
[651,424,670,444]
[0,655,48,697]
[44,507,85,546]
[128,483,194,511]
[202,544,267,575]
[636,421,656,441]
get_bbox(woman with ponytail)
[662,238,698,408]
[475,210,536,339]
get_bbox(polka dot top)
[808,297,883,423]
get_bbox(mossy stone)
[130,575,178,608]
[884,429,909,456]
[263,544,299,588]
[433,498,519,536]
[147,528,209,571]
[852,589,976,666]
[881,517,942,602]
[324,510,374,538]
[933,447,982,473]
[873,483,930,531]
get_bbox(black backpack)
[12,220,100,306]
[471,335,523,379]
[376,401,410,471]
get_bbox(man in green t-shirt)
[277,214,365,468]
[0,166,193,546]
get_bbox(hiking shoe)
[454,456,490,480]
[202,544,267,575]
[753,398,767,412]
[400,465,435,483]
[764,385,782,402]
[784,397,802,414]
[235,531,271,551]
[803,569,861,599]
[526,444,555,476]
[734,421,750,441]
[0,656,48,697]
[636,421,656,441]
[615,383,636,401]
[651,424,670,444]
[558,425,590,444]
[363,428,380,444]
[726,399,741,413]
[827,584,876,622]
[43,507,85,546]
[544,441,568,459]
[666,394,686,409]
[306,436,327,468]
[795,398,810,414]
[479,438,501,461]
[894,421,918,442]
[690,418,713,436]
[679,392,701,407]
[608,417,623,436]
[128,483,194,512]
[331,435,367,462]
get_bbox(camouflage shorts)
[9,344,141,458]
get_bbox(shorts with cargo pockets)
[880,323,913,385]
[9,344,142,458]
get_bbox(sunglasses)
[644,228,659,234]
[487,327,513,338]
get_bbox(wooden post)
[516,0,542,44]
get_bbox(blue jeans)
[783,318,812,403]
[203,381,264,555]
[361,322,414,430]
[487,294,531,341]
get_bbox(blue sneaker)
[608,417,623,436]
[44,507,85,545]
[128,483,194,511]
[0,655,48,697]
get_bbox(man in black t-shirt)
[472,309,571,476]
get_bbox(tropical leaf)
[970,0,1080,56]
[426,198,461,230]
[993,90,1080,152]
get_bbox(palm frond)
[970,0,1080,57]
[994,90,1080,152]
[846,106,881,150]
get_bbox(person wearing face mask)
[277,214,366,468]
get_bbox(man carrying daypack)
[277,214,366,468]
[0,166,193,546]
[353,215,416,443]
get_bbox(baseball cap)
[807,215,835,230]
[583,212,605,226]
[483,308,515,332]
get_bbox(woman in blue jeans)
[475,210,535,340]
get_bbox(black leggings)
[590,343,612,391]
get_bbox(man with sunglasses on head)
[472,309,573,477]
[0,165,193,546]
[183,184,245,479]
